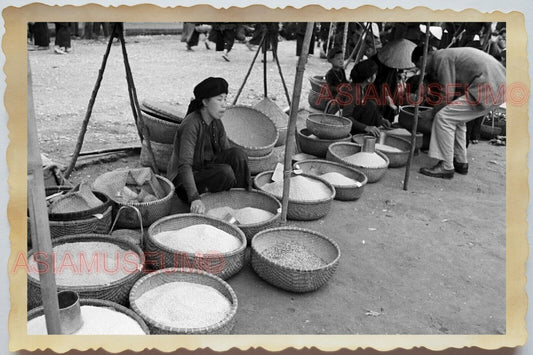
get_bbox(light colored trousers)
[429,95,493,170]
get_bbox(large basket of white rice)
[352,134,411,168]
[251,227,341,292]
[27,235,144,310]
[294,159,368,201]
[27,298,150,335]
[326,142,389,183]
[129,268,238,334]
[201,188,282,241]
[296,127,351,158]
[146,214,247,279]
[253,171,335,221]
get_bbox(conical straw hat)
[377,39,417,69]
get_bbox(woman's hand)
[381,119,392,129]
[364,125,381,137]
[190,199,206,214]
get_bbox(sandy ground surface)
[27,33,506,334]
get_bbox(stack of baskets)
[297,112,353,158]
[140,99,185,172]
[307,75,328,111]
[254,97,288,147]
[221,106,280,175]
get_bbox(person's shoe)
[54,46,65,54]
[453,160,469,175]
[186,44,193,51]
[37,45,50,50]
[419,162,454,179]
[222,54,230,62]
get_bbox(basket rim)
[128,267,238,333]
[307,113,352,128]
[294,159,368,188]
[327,141,390,169]
[200,188,282,228]
[47,190,112,221]
[223,105,279,152]
[141,111,180,127]
[352,134,411,155]
[253,170,336,204]
[28,297,151,334]
[27,234,144,291]
[251,226,341,272]
[147,213,247,258]
[297,127,351,143]
[398,105,433,114]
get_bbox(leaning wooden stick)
[232,33,266,106]
[403,22,431,191]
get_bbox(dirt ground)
[28,33,506,334]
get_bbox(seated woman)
[329,59,391,137]
[166,77,250,214]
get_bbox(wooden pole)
[325,22,334,58]
[403,22,431,191]
[232,33,266,106]
[263,27,268,97]
[273,48,291,108]
[344,23,370,69]
[64,24,117,179]
[280,22,314,224]
[341,22,349,61]
[27,57,62,334]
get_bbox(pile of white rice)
[207,206,275,224]
[262,175,331,201]
[344,152,387,168]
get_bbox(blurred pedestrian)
[212,23,237,62]
[186,24,212,51]
[30,22,50,50]
[295,22,316,57]
[54,22,71,54]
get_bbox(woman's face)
[203,94,227,120]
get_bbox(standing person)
[260,22,280,62]
[185,23,212,51]
[166,77,250,214]
[212,23,237,62]
[413,46,506,179]
[32,22,50,50]
[296,22,316,57]
[54,22,71,54]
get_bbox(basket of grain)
[145,214,247,279]
[253,171,335,221]
[28,298,150,335]
[352,133,411,168]
[45,185,111,221]
[140,111,179,144]
[251,227,341,292]
[297,127,352,158]
[92,169,175,229]
[254,97,288,147]
[306,113,352,140]
[46,206,113,239]
[139,139,173,172]
[309,75,327,92]
[201,188,282,241]
[27,234,144,310]
[129,267,238,334]
[326,142,389,183]
[398,105,433,134]
[293,159,367,201]
[221,106,278,157]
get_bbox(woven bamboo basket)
[146,214,247,279]
[27,234,144,310]
[382,128,424,150]
[352,134,411,168]
[221,106,278,157]
[293,159,367,201]
[129,268,238,334]
[326,142,390,183]
[139,140,173,172]
[297,127,351,158]
[47,205,113,239]
[253,171,335,221]
[200,188,282,241]
[308,75,327,92]
[398,105,433,134]
[308,88,329,111]
[141,99,185,123]
[253,97,288,147]
[92,172,175,229]
[251,227,341,292]
[306,113,352,140]
[141,111,179,144]
[28,298,150,335]
[247,146,285,175]
[45,186,111,221]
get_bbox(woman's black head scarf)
[186,77,229,115]
[350,59,378,83]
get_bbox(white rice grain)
[153,224,241,253]
[262,175,330,201]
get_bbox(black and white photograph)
[2,2,530,354]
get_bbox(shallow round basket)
[251,227,341,293]
[28,298,150,335]
[146,214,247,279]
[253,97,288,147]
[308,88,328,111]
[352,134,411,168]
[309,75,327,92]
[45,187,111,222]
[129,268,238,334]
[141,99,185,123]
[47,205,113,239]
[247,150,275,175]
[139,140,173,172]
[306,113,352,140]
[383,128,424,150]
[294,159,367,201]
[221,106,278,157]
[253,171,335,221]
[27,234,144,310]
[200,188,282,241]
[92,172,175,229]
[141,111,179,144]
[326,142,389,183]
[297,127,351,158]
[398,105,433,134]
